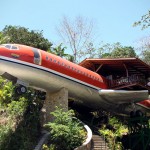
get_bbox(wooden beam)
[126,63,147,75]
[96,64,103,73]
[123,63,128,77]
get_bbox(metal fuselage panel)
[0,44,149,114]
[0,56,104,109]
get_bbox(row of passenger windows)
[2,44,19,50]
[46,56,102,82]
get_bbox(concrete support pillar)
[41,88,68,125]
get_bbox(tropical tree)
[51,43,74,62]
[83,42,97,58]
[56,16,96,63]
[2,25,52,51]
[97,42,122,58]
[111,46,136,58]
[96,42,136,58]
[0,32,10,44]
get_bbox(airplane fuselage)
[0,44,149,115]
[0,44,108,108]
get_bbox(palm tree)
[52,43,74,62]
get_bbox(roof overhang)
[79,58,150,76]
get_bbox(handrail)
[109,75,147,88]
[73,117,92,150]
[74,124,92,150]
[34,130,50,150]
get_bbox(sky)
[1,0,150,53]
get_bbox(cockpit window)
[1,44,19,50]
[5,45,11,49]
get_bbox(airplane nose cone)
[0,45,7,55]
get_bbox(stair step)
[91,134,109,150]
[93,148,108,149]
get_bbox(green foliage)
[83,42,97,58]
[44,107,86,150]
[99,116,128,150]
[111,46,136,58]
[7,97,27,117]
[1,25,75,61]
[133,10,150,30]
[0,78,15,106]
[43,144,56,150]
[0,32,10,44]
[97,42,136,58]
[0,78,43,150]
[141,49,150,65]
[0,122,13,150]
[51,43,74,62]
[2,25,52,51]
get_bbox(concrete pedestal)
[41,88,68,125]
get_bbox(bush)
[99,117,128,150]
[0,122,13,149]
[0,77,43,150]
[44,107,86,150]
[0,78,14,106]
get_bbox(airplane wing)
[98,89,149,104]
[137,99,150,110]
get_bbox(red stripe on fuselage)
[0,44,108,89]
[41,50,108,89]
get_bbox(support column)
[41,88,68,125]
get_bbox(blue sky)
[1,0,150,52]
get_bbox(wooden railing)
[109,75,147,88]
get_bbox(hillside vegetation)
[0,77,43,150]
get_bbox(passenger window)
[11,46,18,50]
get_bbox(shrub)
[44,107,86,150]
[0,122,13,149]
[0,78,43,150]
[99,117,128,150]
[0,78,14,106]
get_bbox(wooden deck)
[108,75,150,90]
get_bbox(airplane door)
[32,48,41,65]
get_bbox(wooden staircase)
[91,134,109,150]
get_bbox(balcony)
[108,75,149,90]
